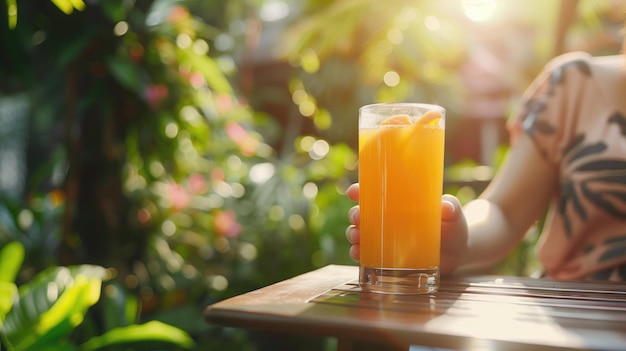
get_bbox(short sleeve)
[507,52,594,166]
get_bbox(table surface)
[204,265,626,351]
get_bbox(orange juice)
[358,103,445,293]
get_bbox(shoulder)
[545,51,592,69]
[538,52,594,83]
[543,51,624,79]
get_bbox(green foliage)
[0,243,194,350]
[1,0,354,349]
[81,321,194,350]
[5,0,617,349]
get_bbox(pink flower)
[225,121,258,156]
[188,173,207,194]
[216,94,233,112]
[188,72,205,88]
[214,210,242,237]
[168,6,189,23]
[166,182,190,210]
[145,84,168,109]
[211,168,225,182]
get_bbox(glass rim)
[359,102,444,114]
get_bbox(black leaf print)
[559,180,585,236]
[575,159,626,172]
[587,174,626,185]
[590,269,612,280]
[609,190,626,203]
[571,187,588,221]
[608,111,626,137]
[618,264,626,279]
[604,236,626,245]
[598,236,626,263]
[568,142,607,164]
[549,68,564,92]
[531,120,557,135]
[581,178,626,218]
[569,60,592,76]
[520,99,546,131]
[548,59,592,93]
[562,134,585,159]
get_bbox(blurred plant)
[274,0,469,145]
[1,0,355,349]
[0,241,194,350]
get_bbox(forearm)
[458,198,524,271]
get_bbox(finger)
[348,205,360,226]
[346,183,360,201]
[345,225,360,244]
[349,244,360,262]
[441,194,463,223]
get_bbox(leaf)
[576,159,626,172]
[55,31,94,69]
[79,321,195,350]
[179,48,232,94]
[50,0,85,14]
[0,281,18,322]
[0,204,21,240]
[562,134,585,159]
[599,239,626,263]
[100,0,127,22]
[608,111,626,136]
[106,57,143,94]
[6,0,17,29]
[0,241,25,282]
[581,175,626,218]
[2,265,108,350]
[145,0,182,26]
[101,281,139,330]
[568,142,607,164]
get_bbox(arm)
[458,131,558,271]
[346,131,558,274]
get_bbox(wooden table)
[204,265,626,351]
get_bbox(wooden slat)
[205,265,626,351]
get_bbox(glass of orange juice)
[358,103,445,294]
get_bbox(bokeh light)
[463,0,497,22]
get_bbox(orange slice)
[380,114,412,126]
[415,110,442,126]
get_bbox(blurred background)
[0,0,623,350]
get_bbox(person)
[346,47,626,281]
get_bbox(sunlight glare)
[113,21,129,36]
[309,140,330,160]
[303,182,318,199]
[269,205,285,221]
[299,100,316,117]
[288,214,305,230]
[424,15,440,31]
[249,162,275,184]
[383,71,400,87]
[292,89,308,105]
[176,33,192,49]
[462,0,497,22]
[260,0,290,22]
[299,135,316,152]
[386,28,404,45]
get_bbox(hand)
[345,183,469,275]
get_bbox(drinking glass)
[358,103,445,294]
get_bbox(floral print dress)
[508,51,626,281]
